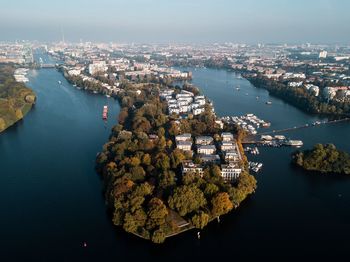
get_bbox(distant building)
[319,51,328,59]
[88,61,107,75]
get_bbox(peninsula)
[96,82,256,243]
[0,65,36,132]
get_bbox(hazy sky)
[1,0,349,43]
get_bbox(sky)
[0,0,350,44]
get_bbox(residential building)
[181,161,204,177]
[199,154,220,164]
[195,136,213,145]
[175,133,192,142]
[176,141,192,151]
[221,163,242,181]
[220,142,235,151]
[221,132,234,142]
[197,145,216,155]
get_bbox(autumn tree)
[211,192,233,217]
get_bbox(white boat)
[284,140,303,147]
[58,80,62,84]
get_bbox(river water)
[1,62,350,261]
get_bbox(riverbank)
[0,65,36,132]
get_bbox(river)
[1,62,350,261]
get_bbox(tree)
[129,156,141,167]
[170,149,186,169]
[123,213,138,233]
[146,198,168,230]
[211,192,233,217]
[158,170,176,190]
[203,183,219,197]
[142,153,152,166]
[155,153,170,171]
[157,127,165,138]
[151,229,166,244]
[118,108,129,124]
[130,166,146,182]
[182,172,197,185]
[191,211,210,229]
[168,185,207,216]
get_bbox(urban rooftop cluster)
[176,132,243,182]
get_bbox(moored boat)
[102,105,108,120]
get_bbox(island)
[292,143,350,175]
[0,65,36,132]
[96,82,257,243]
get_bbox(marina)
[221,113,271,135]
[249,162,263,173]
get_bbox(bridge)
[40,64,56,68]
[256,117,350,136]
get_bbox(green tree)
[151,229,166,244]
[191,211,210,229]
[168,185,207,216]
[146,198,168,230]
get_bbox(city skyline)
[1,0,350,44]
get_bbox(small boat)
[106,94,111,98]
[266,101,272,105]
[73,84,77,87]
[58,80,62,84]
[102,105,108,120]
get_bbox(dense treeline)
[245,74,350,115]
[0,65,36,132]
[96,83,256,243]
[292,144,350,175]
